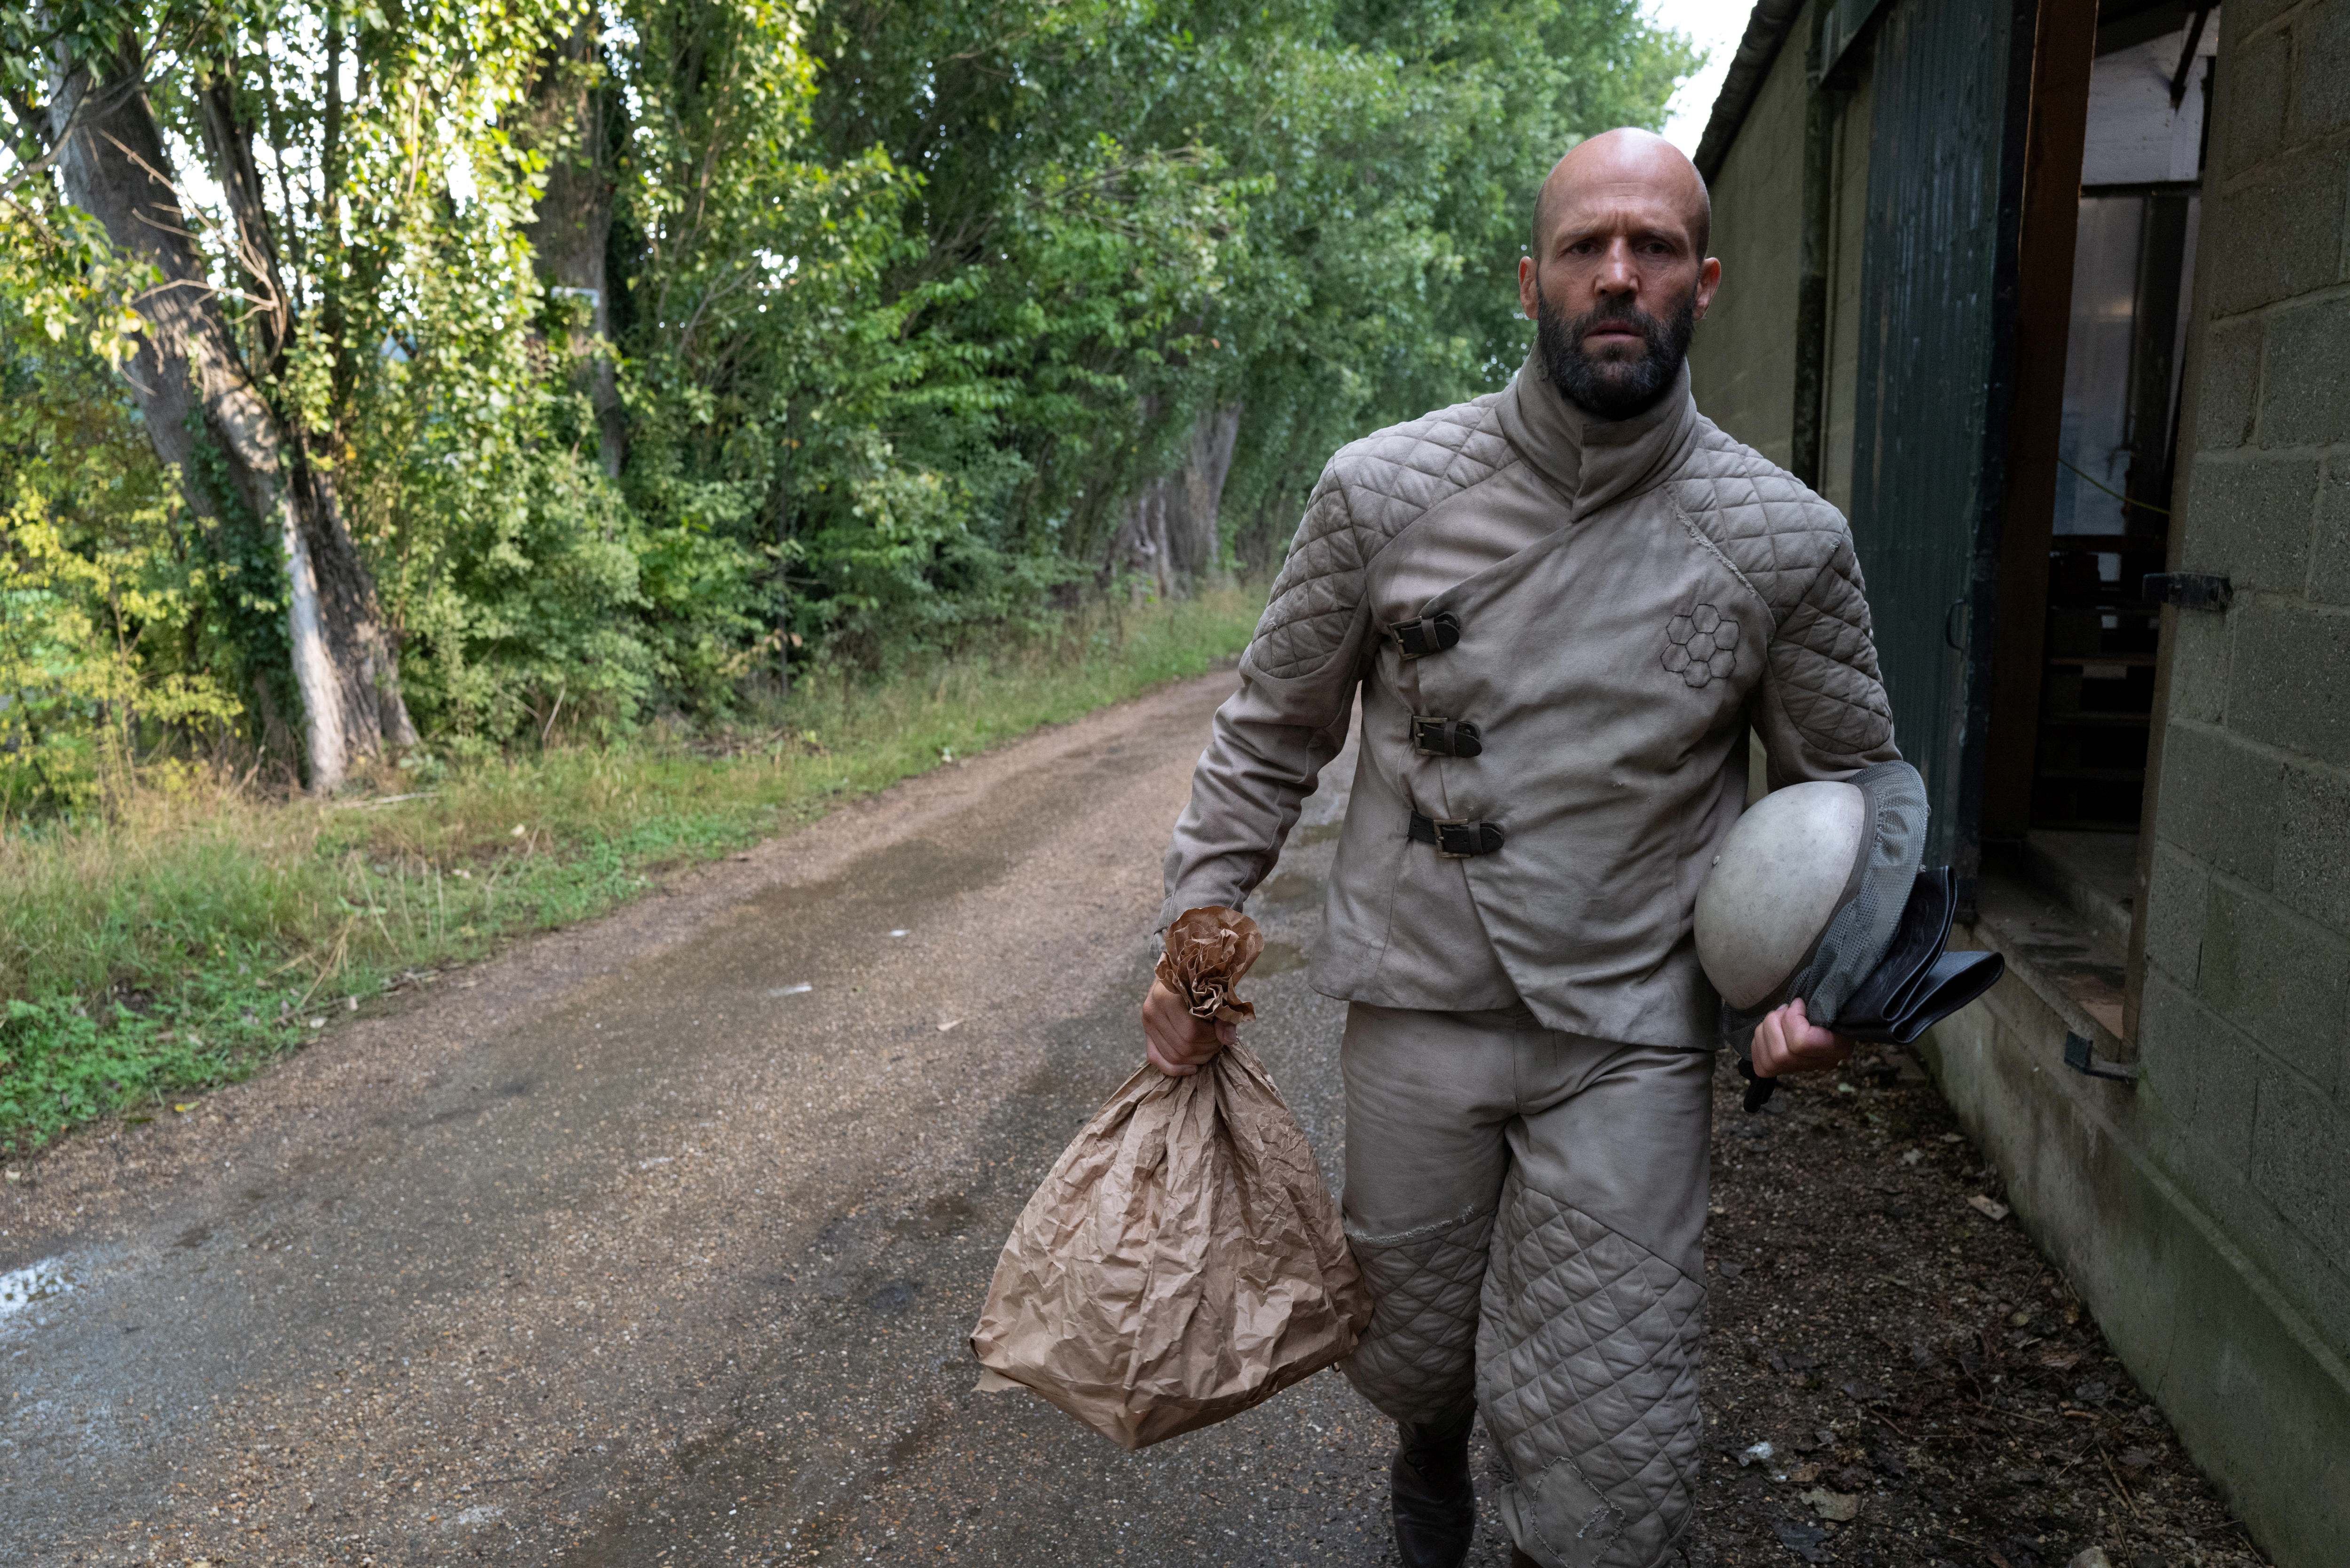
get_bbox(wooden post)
[1981,0,2099,843]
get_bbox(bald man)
[1144,130,1899,1568]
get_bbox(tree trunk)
[1109,404,1242,598]
[47,43,415,792]
[520,8,625,478]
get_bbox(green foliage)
[0,215,244,811]
[0,0,1694,794]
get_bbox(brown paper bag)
[968,908,1371,1450]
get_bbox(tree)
[0,0,1698,811]
[518,7,627,478]
[1110,403,1243,599]
[27,16,416,790]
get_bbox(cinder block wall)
[1909,6,2350,1556]
[2138,0,2350,1396]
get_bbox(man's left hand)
[1749,997,1855,1078]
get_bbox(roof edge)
[1691,0,1810,184]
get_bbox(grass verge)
[1,586,1261,1154]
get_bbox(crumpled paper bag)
[968,906,1371,1450]
[1156,904,1263,1025]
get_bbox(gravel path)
[0,669,2260,1567]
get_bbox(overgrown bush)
[0,0,1695,812]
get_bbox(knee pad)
[1479,1172,1707,1568]
[1339,1204,1496,1427]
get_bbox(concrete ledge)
[1927,892,2350,1568]
[1970,858,2130,1044]
[2018,830,2136,949]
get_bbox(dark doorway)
[2029,16,2213,835]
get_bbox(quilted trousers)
[1336,1003,1712,1568]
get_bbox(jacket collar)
[1497,348,1698,520]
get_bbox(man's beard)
[1535,284,1696,421]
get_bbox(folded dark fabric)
[1846,950,2005,1044]
[1827,867,2005,1044]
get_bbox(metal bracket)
[2143,572,2232,612]
[2063,1031,2138,1084]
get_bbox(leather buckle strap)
[1408,810,1504,858]
[1390,610,1461,660]
[1410,715,1483,758]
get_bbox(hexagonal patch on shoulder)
[1661,601,1741,689]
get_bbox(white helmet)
[1694,779,1877,1013]
[1696,761,2000,1051]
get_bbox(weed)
[0,586,1261,1150]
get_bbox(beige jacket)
[1158,356,1900,1048]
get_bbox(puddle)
[1251,873,1320,909]
[905,1192,976,1239]
[0,1256,73,1327]
[1253,939,1307,976]
[866,1279,920,1313]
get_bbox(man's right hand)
[1141,977,1235,1077]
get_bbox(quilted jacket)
[1158,353,1899,1048]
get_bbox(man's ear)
[1692,257,1723,323]
[1518,256,1540,321]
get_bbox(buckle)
[1392,610,1461,660]
[1431,818,1481,858]
[1410,808,1503,856]
[1411,715,1483,758]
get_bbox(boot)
[1391,1414,1476,1568]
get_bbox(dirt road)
[4,671,1407,1567]
[2,670,2256,1568]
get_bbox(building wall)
[1688,8,1876,513]
[1926,961,2350,1568]
[1930,4,2350,1563]
[1817,68,1874,515]
[1688,4,1813,464]
[2135,0,2350,1408]
[1697,2,2350,1559]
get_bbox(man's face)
[1517,171,1720,420]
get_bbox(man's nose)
[1596,240,1639,296]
